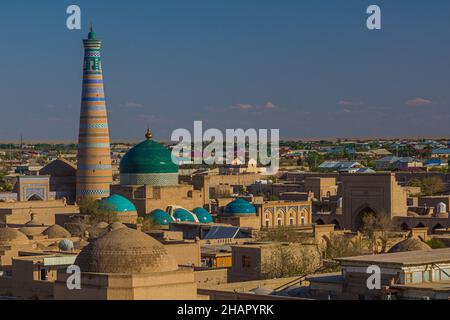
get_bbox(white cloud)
[406,97,433,107]
[338,100,363,106]
[230,101,277,111]
[123,101,144,108]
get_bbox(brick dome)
[43,225,71,239]
[0,227,29,245]
[388,238,432,253]
[75,227,178,274]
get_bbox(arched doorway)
[316,219,325,225]
[354,206,377,231]
[331,219,341,230]
[28,194,44,201]
[416,223,425,228]
[400,222,410,231]
[433,224,444,233]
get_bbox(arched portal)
[28,194,44,201]
[316,219,325,225]
[433,223,444,233]
[354,206,377,231]
[331,219,341,230]
[400,222,410,231]
[416,222,425,228]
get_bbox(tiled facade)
[76,29,112,201]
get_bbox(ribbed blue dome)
[100,195,137,213]
[150,209,173,226]
[224,198,256,215]
[193,208,213,223]
[58,239,74,251]
[173,209,197,222]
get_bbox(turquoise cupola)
[100,194,137,213]
[173,208,197,222]
[119,129,179,186]
[193,207,213,223]
[150,209,174,226]
[224,198,256,216]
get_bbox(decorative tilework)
[76,31,112,201]
[120,173,179,186]
[77,189,110,196]
[79,123,108,129]
[77,164,112,170]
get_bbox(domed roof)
[43,225,71,239]
[224,198,256,216]
[74,227,178,274]
[58,239,74,251]
[100,195,137,213]
[250,287,274,296]
[150,209,174,226]
[24,213,44,227]
[74,239,90,250]
[388,238,432,253]
[108,222,127,232]
[86,226,107,240]
[0,227,28,245]
[19,226,43,237]
[120,130,178,175]
[193,208,213,223]
[173,209,197,222]
[95,222,109,229]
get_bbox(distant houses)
[432,148,450,159]
[375,156,423,171]
[318,161,362,173]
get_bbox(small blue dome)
[173,209,197,222]
[100,195,137,213]
[193,208,213,223]
[58,239,74,251]
[224,198,256,216]
[150,209,173,226]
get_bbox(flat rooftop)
[391,281,450,292]
[336,248,450,266]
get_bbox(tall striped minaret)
[76,26,112,201]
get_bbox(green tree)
[324,235,366,260]
[426,238,447,249]
[361,213,396,254]
[260,246,319,279]
[0,173,13,192]
[78,197,118,224]
[306,152,324,172]
[421,176,445,196]
[139,217,158,232]
[408,176,445,196]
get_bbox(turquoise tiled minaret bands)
[76,26,112,201]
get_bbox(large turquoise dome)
[150,209,174,226]
[224,198,256,216]
[193,208,213,223]
[100,195,137,213]
[173,208,197,222]
[120,129,179,186]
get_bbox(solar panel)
[204,226,240,240]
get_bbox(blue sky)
[1,0,449,141]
